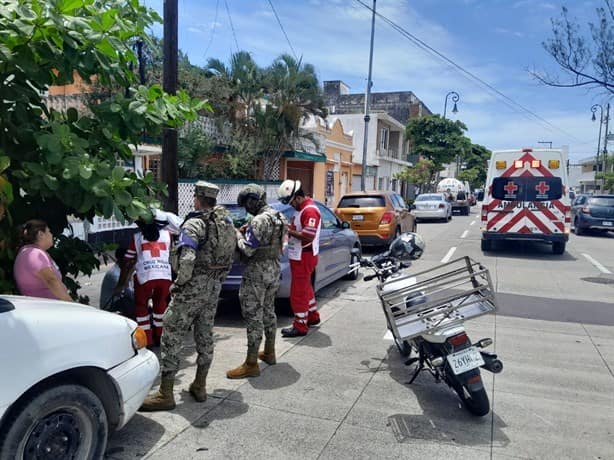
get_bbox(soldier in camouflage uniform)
[140,181,237,411]
[226,184,287,379]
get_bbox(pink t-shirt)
[14,245,63,299]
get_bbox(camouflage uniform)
[238,204,287,352]
[160,204,235,375]
[226,184,287,379]
[140,181,236,411]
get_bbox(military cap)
[194,180,219,199]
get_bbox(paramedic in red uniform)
[116,218,173,347]
[277,179,321,337]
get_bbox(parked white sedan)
[410,193,453,222]
[0,295,159,460]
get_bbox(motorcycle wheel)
[454,384,490,416]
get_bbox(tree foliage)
[394,158,436,194]
[457,144,491,189]
[0,0,206,297]
[534,1,614,94]
[405,115,470,171]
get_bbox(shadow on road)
[247,362,301,390]
[482,240,578,261]
[380,346,509,448]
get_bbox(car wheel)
[573,218,585,235]
[552,241,566,255]
[344,249,360,281]
[0,384,108,460]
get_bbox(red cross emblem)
[535,181,550,195]
[503,181,518,195]
[142,241,167,257]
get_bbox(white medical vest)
[288,204,321,261]
[134,229,172,284]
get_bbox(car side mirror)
[341,221,351,229]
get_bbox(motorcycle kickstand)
[407,353,426,385]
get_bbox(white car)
[0,295,159,459]
[410,193,453,222]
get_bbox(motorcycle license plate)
[446,347,485,375]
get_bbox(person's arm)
[113,258,136,294]
[288,208,320,243]
[37,267,72,301]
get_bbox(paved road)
[91,205,614,459]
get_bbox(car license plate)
[446,347,485,375]
[352,215,364,221]
[603,221,613,227]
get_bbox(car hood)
[0,296,137,409]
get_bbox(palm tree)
[258,54,327,179]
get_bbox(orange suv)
[334,191,416,246]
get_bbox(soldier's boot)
[139,372,176,412]
[189,366,208,402]
[258,338,276,365]
[226,348,260,379]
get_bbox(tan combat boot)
[139,373,176,411]
[226,348,260,379]
[189,366,208,402]
[258,338,276,365]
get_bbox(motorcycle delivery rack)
[377,256,497,344]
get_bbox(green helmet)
[237,184,266,206]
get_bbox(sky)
[141,0,613,163]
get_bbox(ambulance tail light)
[514,160,524,168]
[531,160,541,168]
[380,211,394,225]
[548,160,560,169]
[481,206,488,222]
[495,161,507,169]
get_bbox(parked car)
[222,200,361,298]
[410,193,452,222]
[0,295,159,459]
[571,194,614,235]
[334,191,416,246]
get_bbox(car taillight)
[581,206,591,214]
[380,211,394,225]
[438,203,446,209]
[132,327,148,351]
[448,332,469,347]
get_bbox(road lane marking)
[582,253,613,274]
[470,221,476,226]
[441,247,456,263]
[461,230,468,238]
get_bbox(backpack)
[199,205,237,268]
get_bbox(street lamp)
[591,104,603,166]
[443,91,461,176]
[537,141,553,149]
[443,91,459,119]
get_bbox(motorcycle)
[354,233,503,416]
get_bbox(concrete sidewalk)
[77,269,614,460]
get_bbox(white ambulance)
[480,148,571,254]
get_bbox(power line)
[353,0,583,143]
[224,0,240,52]
[203,0,220,60]
[267,0,298,61]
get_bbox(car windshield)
[589,197,614,207]
[337,195,386,208]
[416,194,442,201]
[491,177,563,201]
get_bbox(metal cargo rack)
[377,256,497,342]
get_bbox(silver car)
[410,193,452,222]
[222,200,362,298]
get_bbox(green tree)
[395,158,436,194]
[0,0,206,298]
[258,54,327,179]
[534,1,614,94]
[458,144,491,189]
[405,115,470,173]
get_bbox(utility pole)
[361,0,376,192]
[602,103,610,185]
[161,0,179,213]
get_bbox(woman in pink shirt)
[14,219,72,301]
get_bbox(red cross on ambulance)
[503,181,518,195]
[535,181,550,195]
